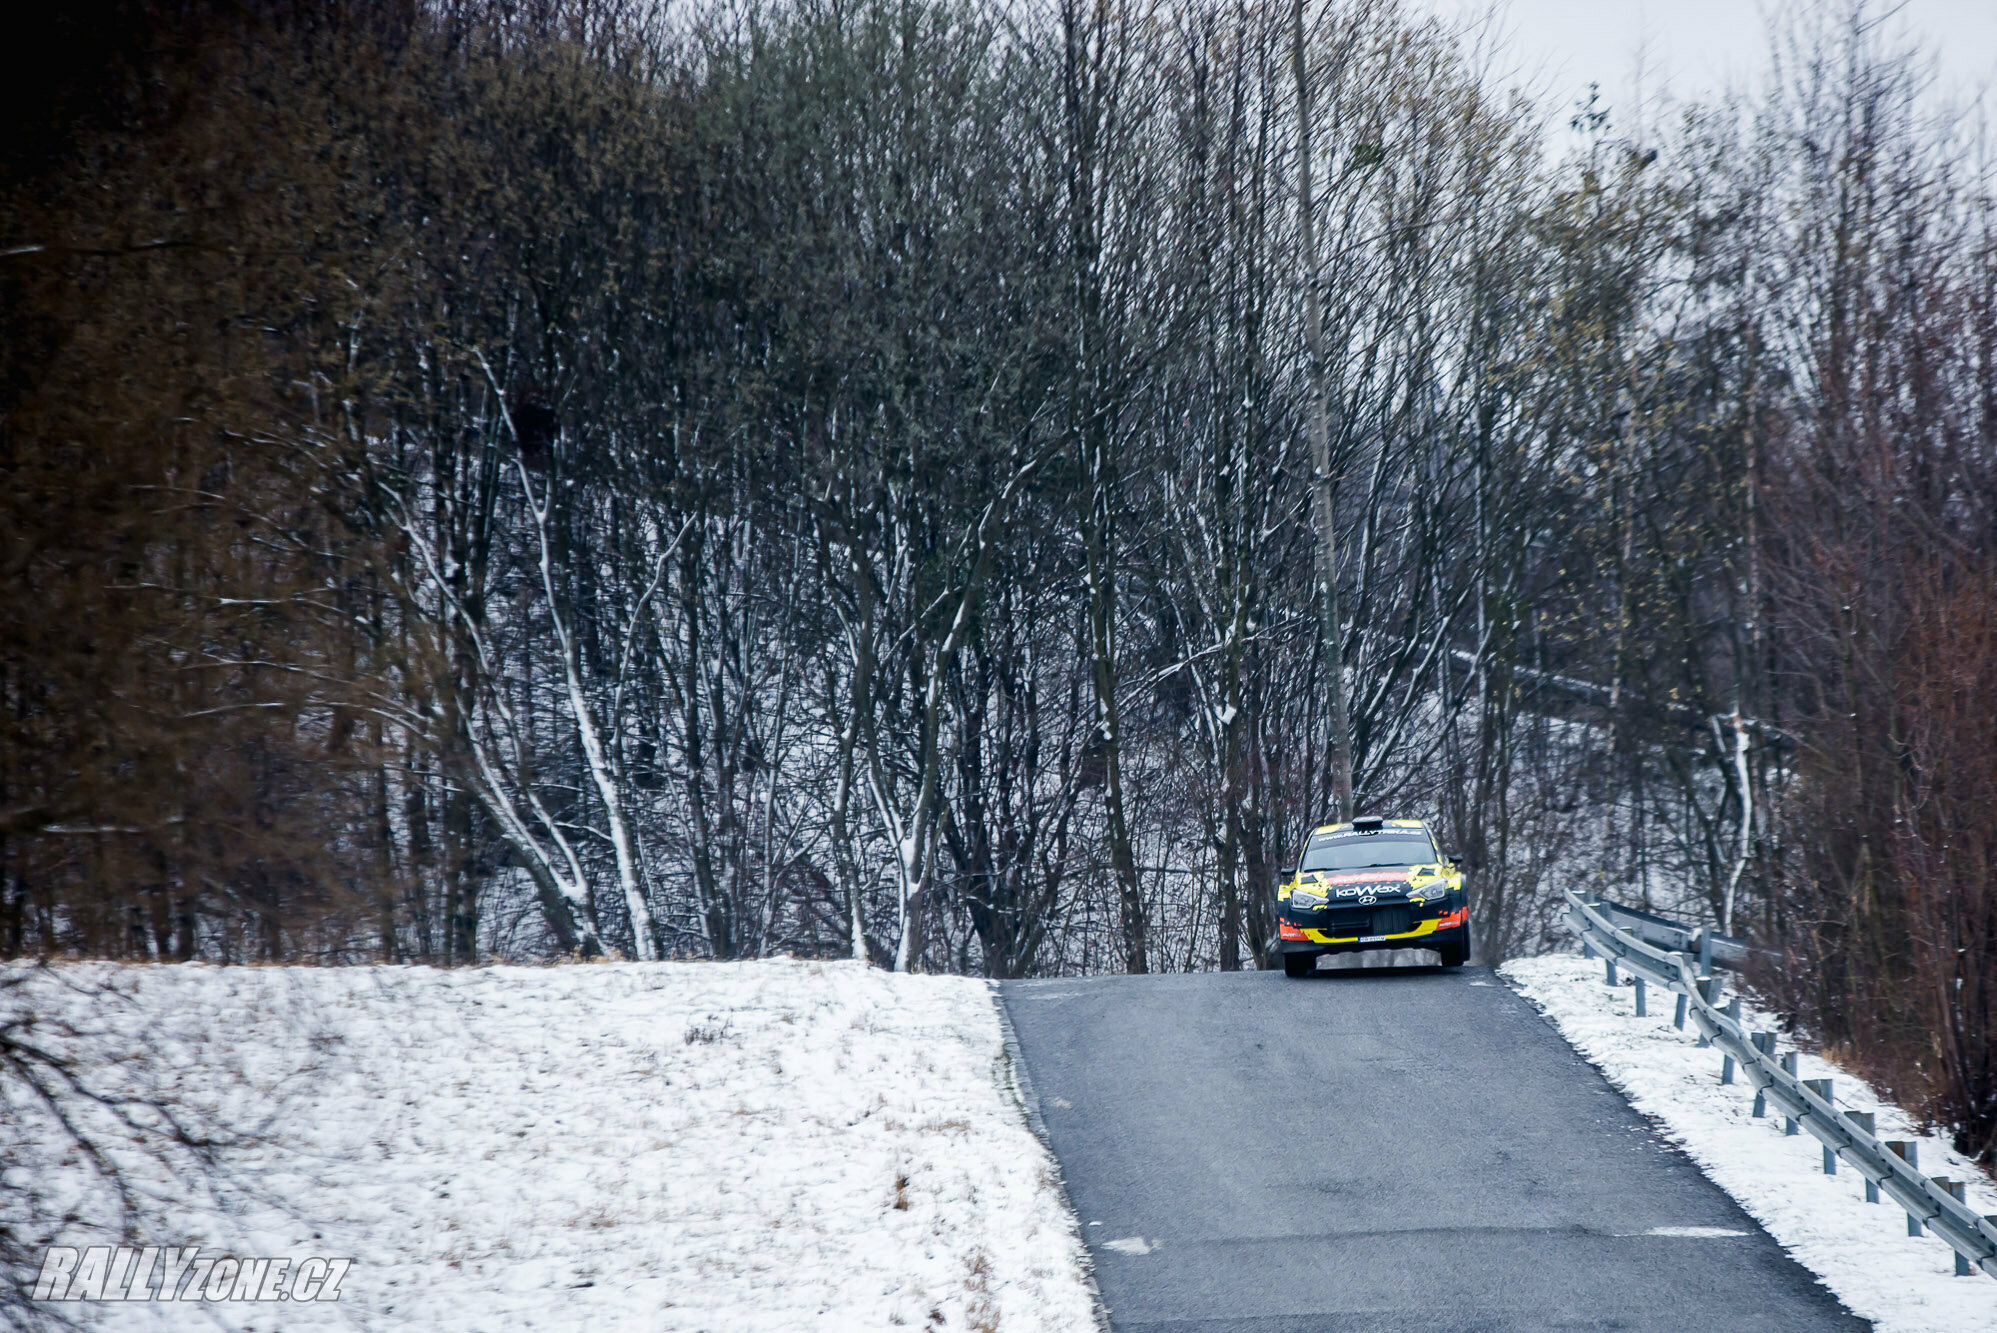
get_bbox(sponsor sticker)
[31,1247,352,1304]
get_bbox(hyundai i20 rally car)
[1277,816,1469,976]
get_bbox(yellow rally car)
[1277,816,1470,976]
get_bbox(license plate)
[1360,934,1386,943]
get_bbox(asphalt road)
[1000,963,1869,1332]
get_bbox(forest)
[4,0,1996,1157]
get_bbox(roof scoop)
[1351,815,1385,832]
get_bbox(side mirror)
[1448,854,1464,869]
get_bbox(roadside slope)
[4,959,1095,1332]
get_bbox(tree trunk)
[1292,0,1354,822]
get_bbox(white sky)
[1414,1,1997,128]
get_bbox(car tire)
[1284,952,1317,978]
[1437,940,1468,968]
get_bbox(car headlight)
[1289,888,1327,910]
[1410,881,1452,904]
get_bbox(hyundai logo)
[1359,893,1376,905]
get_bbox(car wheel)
[1284,952,1317,978]
[1437,940,1468,968]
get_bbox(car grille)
[1322,905,1413,937]
[1371,905,1413,936]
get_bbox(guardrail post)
[1673,992,1688,1031]
[1781,1053,1800,1134]
[1720,999,1741,1084]
[1606,956,1619,986]
[1804,1081,1835,1171]
[1698,928,1713,974]
[1888,1142,1920,1234]
[1751,1033,1774,1116]
[1941,1181,1972,1274]
[1844,1112,1878,1201]
[1694,977,1719,1047]
[1634,975,1646,1016]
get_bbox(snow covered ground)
[2,959,1097,1332]
[1505,952,1997,1333]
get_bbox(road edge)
[990,981,1113,1333]
[1495,958,1879,1329]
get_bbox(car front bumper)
[1277,905,1468,953]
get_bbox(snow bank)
[1504,953,1997,1333]
[2,959,1097,1332]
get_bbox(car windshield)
[1299,830,1438,872]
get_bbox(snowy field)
[1505,953,1997,1333]
[2,959,1097,1332]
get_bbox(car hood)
[1283,863,1454,901]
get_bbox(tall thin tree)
[1291,0,1353,821]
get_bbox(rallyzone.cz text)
[31,1247,353,1303]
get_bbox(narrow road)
[1001,965,1867,1332]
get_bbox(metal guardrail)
[1590,899,1748,971]
[1563,889,1997,1280]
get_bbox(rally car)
[1276,815,1469,975]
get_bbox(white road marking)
[1643,1226,1750,1238]
[1102,1237,1154,1255]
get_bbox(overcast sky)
[1413,0,1997,128]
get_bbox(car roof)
[1309,818,1429,835]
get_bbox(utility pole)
[1292,0,1353,821]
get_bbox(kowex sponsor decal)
[1316,871,1411,888]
